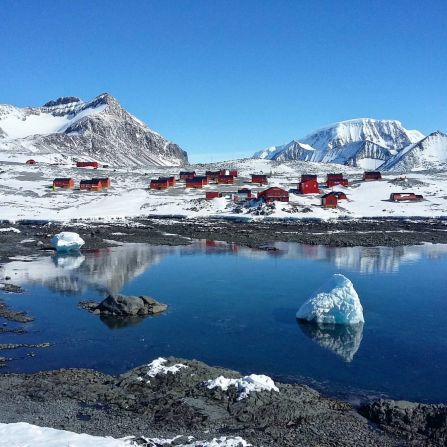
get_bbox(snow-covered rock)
[0,93,187,167]
[146,357,188,378]
[296,274,364,325]
[50,232,85,253]
[205,374,279,400]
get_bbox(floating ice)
[296,274,364,325]
[205,374,279,400]
[50,232,85,253]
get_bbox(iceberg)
[50,232,85,253]
[296,274,364,325]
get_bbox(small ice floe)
[50,232,85,253]
[296,274,364,325]
[145,357,188,380]
[0,227,21,233]
[205,374,279,400]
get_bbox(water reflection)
[2,241,447,295]
[298,321,364,362]
[99,315,147,330]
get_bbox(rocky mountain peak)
[43,97,82,108]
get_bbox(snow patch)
[145,357,188,379]
[205,374,279,400]
[296,274,364,325]
[0,227,21,233]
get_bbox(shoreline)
[0,357,445,446]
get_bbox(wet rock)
[0,301,34,323]
[0,283,24,293]
[79,294,167,317]
[360,399,447,445]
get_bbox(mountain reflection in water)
[2,240,447,295]
[298,321,364,362]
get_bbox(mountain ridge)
[0,93,188,167]
[252,118,447,171]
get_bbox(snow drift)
[296,274,364,325]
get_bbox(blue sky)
[1,0,446,162]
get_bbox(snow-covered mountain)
[253,118,428,170]
[380,131,447,172]
[0,93,188,167]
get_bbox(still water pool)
[1,241,446,403]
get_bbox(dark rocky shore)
[0,357,445,446]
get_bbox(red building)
[92,177,111,188]
[229,169,238,177]
[298,179,319,194]
[363,171,382,181]
[186,176,208,188]
[206,191,223,200]
[218,174,235,184]
[80,179,103,191]
[205,170,221,182]
[326,173,348,187]
[26,159,37,165]
[179,171,196,180]
[76,161,99,169]
[159,176,176,187]
[251,174,268,185]
[150,178,169,190]
[331,191,347,200]
[238,188,252,199]
[321,192,338,208]
[301,174,317,182]
[258,187,289,203]
[389,192,423,202]
[53,178,74,189]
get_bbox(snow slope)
[253,118,425,169]
[380,131,447,172]
[0,158,447,222]
[0,94,187,167]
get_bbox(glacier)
[296,274,364,325]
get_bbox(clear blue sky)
[1,0,446,162]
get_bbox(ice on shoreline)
[296,274,364,325]
[205,374,279,400]
[0,423,252,447]
[50,232,85,253]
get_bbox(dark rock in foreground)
[79,294,167,317]
[360,399,447,446]
[0,300,34,323]
[0,357,444,446]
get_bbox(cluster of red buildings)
[52,177,111,191]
